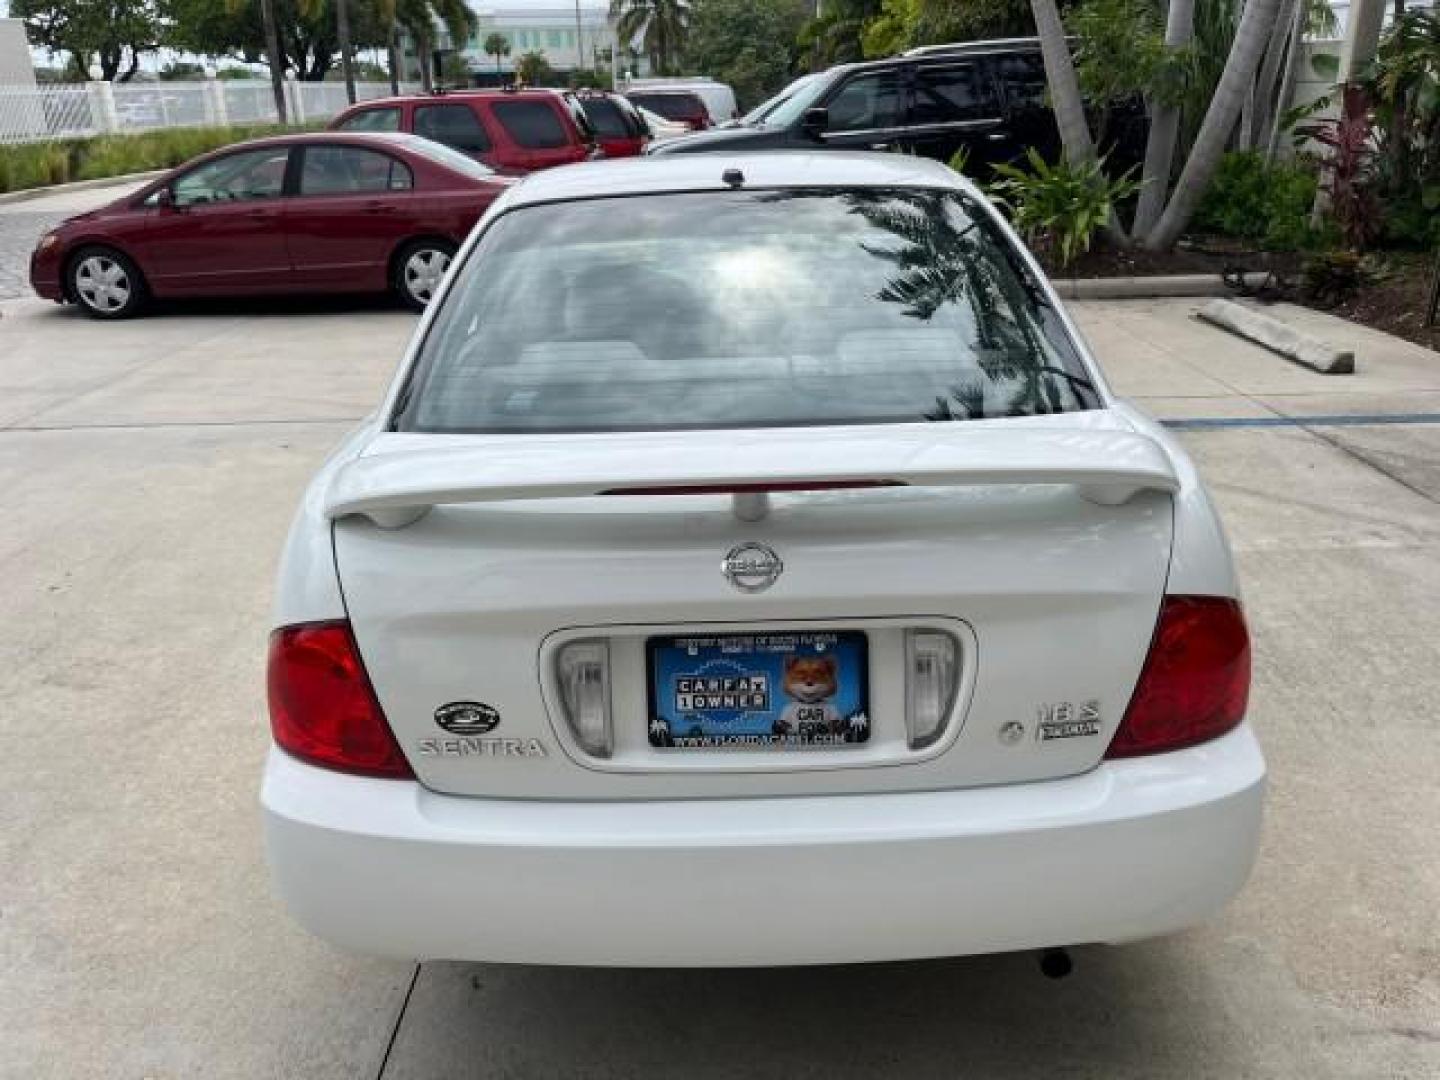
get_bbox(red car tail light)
[1105,596,1251,759]
[267,620,414,779]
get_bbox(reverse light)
[1106,596,1251,758]
[557,640,612,757]
[267,620,414,779]
[905,631,959,749]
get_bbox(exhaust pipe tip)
[1039,947,1074,980]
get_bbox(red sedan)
[30,132,513,318]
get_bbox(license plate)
[647,631,870,749]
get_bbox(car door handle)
[870,142,893,151]
[243,207,279,218]
[363,201,398,215]
[986,132,1009,142]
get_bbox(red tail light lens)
[267,620,414,779]
[1106,596,1251,759]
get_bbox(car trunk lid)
[331,412,1177,799]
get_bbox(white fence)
[0,79,415,145]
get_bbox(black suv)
[649,39,1143,175]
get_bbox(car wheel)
[393,240,456,311]
[67,246,146,319]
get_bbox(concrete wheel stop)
[1196,299,1356,375]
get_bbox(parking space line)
[1164,413,1440,430]
[375,963,422,1080]
[0,417,366,433]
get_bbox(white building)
[405,0,647,86]
[0,18,37,85]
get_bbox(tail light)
[556,639,612,757]
[905,630,959,749]
[267,620,414,779]
[1105,596,1251,758]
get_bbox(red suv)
[624,89,711,131]
[331,89,598,173]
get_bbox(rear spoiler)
[325,428,1179,528]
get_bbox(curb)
[0,170,165,208]
[1051,272,1270,300]
[1196,298,1354,374]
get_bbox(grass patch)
[0,124,318,194]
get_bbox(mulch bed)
[1045,238,1440,355]
[1312,252,1440,353]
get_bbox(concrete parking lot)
[3,230,1439,1074]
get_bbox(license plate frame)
[645,630,871,750]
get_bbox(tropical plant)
[483,31,511,74]
[798,0,881,65]
[611,0,690,76]
[1192,150,1319,249]
[684,0,806,110]
[1363,10,1440,206]
[988,149,1141,267]
[515,49,554,85]
[858,0,1032,58]
[1299,84,1382,250]
[1141,0,1284,249]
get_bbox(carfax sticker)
[648,631,870,749]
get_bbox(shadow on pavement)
[377,937,1325,1078]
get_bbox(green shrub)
[987,149,1140,268]
[1,123,310,194]
[1193,150,1321,250]
[0,141,76,192]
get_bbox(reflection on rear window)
[397,189,1097,434]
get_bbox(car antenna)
[722,168,744,189]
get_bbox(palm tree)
[1131,0,1194,237]
[336,0,357,104]
[483,31,511,76]
[379,0,476,93]
[1144,0,1284,249]
[260,0,288,122]
[1028,0,1097,167]
[610,0,689,76]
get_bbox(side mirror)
[153,187,176,211]
[801,107,829,139]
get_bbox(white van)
[623,77,738,124]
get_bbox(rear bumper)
[262,725,1265,966]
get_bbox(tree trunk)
[1264,0,1304,162]
[260,0,289,124]
[1133,0,1196,237]
[388,25,402,95]
[1029,0,1096,165]
[418,31,434,93]
[1143,0,1284,250]
[337,0,357,104]
[1250,0,1301,152]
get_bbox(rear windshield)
[581,97,635,138]
[396,188,1097,434]
[493,100,570,148]
[628,93,704,121]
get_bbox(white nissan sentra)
[262,153,1265,968]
